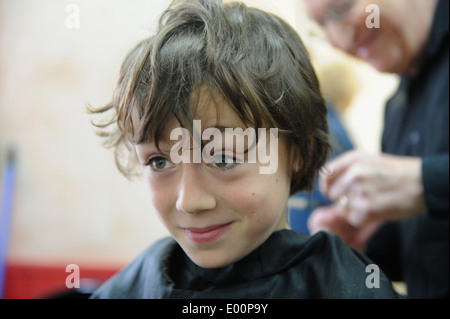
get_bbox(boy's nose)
[176,165,217,215]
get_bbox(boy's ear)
[293,158,302,175]
[291,148,302,175]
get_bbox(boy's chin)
[185,249,243,269]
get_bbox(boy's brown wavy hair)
[89,0,330,194]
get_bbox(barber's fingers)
[339,183,396,227]
[346,199,370,227]
[320,150,367,195]
[331,191,368,227]
[326,162,370,201]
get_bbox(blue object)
[288,105,353,235]
[0,149,17,299]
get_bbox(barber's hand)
[320,150,426,227]
[307,204,380,252]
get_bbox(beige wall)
[0,0,398,268]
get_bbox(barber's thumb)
[348,210,366,228]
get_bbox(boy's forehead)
[132,86,248,146]
[192,85,246,129]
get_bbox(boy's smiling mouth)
[182,222,234,244]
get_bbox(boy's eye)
[147,156,174,170]
[210,154,237,169]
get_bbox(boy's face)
[134,87,293,268]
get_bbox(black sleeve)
[422,154,449,218]
[365,221,403,282]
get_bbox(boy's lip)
[182,222,234,243]
[183,222,233,233]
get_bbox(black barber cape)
[90,230,399,299]
[367,0,449,299]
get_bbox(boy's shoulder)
[90,230,400,299]
[298,230,400,298]
[89,236,177,299]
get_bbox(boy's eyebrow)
[204,123,251,131]
[205,125,227,132]
[131,137,169,148]
[130,124,249,145]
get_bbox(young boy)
[89,0,399,298]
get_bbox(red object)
[3,263,120,299]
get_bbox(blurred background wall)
[0,0,398,298]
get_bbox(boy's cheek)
[232,188,275,219]
[148,189,174,216]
